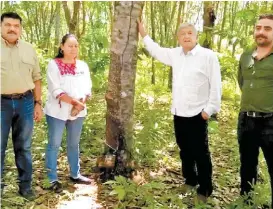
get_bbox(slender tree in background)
[202,1,216,49]
[54,1,61,54]
[98,1,144,181]
[169,1,184,89]
[150,1,156,85]
[62,1,80,35]
[217,1,227,52]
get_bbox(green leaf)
[115,186,126,201]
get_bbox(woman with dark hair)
[44,34,92,192]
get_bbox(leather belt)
[1,90,33,99]
[245,111,273,118]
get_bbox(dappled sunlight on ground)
[57,182,104,209]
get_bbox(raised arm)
[138,20,173,66]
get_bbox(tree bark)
[99,1,144,181]
[62,1,81,34]
[151,1,155,84]
[202,1,216,49]
[54,1,61,55]
[77,1,86,39]
[169,1,184,90]
[217,1,228,52]
[109,1,114,35]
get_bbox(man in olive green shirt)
[1,12,42,200]
[237,14,273,208]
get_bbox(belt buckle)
[247,112,252,117]
[12,90,30,99]
[247,111,256,117]
[11,93,22,99]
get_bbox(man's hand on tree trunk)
[137,19,147,38]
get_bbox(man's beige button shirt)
[1,37,42,94]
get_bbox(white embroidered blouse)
[44,59,92,121]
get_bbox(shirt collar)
[1,37,20,47]
[181,44,200,56]
[252,50,257,58]
[251,46,273,59]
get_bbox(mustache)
[8,31,17,34]
[255,35,267,39]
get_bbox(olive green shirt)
[1,37,42,94]
[238,47,273,112]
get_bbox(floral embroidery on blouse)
[54,58,76,75]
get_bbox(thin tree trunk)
[163,2,168,46]
[202,1,216,49]
[109,1,114,36]
[33,6,40,43]
[166,2,177,45]
[168,1,184,89]
[54,1,61,55]
[45,2,55,50]
[62,1,81,34]
[159,3,163,45]
[230,1,238,32]
[217,1,227,52]
[151,1,155,84]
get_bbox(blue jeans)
[45,115,85,182]
[1,93,34,191]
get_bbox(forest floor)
[1,92,271,209]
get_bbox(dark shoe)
[260,203,271,209]
[48,181,63,193]
[19,189,36,201]
[180,184,195,194]
[70,175,92,184]
[1,183,6,195]
[195,194,208,203]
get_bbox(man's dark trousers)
[174,112,213,197]
[237,112,273,208]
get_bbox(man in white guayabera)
[138,20,221,203]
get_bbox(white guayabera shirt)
[44,59,92,121]
[143,35,222,117]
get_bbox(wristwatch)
[34,100,42,106]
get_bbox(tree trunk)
[169,1,184,90]
[77,1,86,39]
[217,1,227,52]
[54,1,61,55]
[45,2,55,50]
[62,1,81,34]
[98,1,144,181]
[202,1,216,49]
[109,1,114,35]
[151,1,155,84]
[230,1,238,32]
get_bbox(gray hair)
[177,23,198,35]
